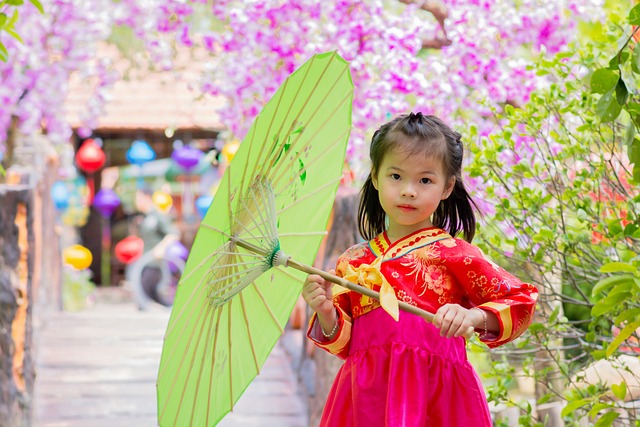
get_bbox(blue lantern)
[51,181,70,211]
[195,195,213,219]
[126,140,156,166]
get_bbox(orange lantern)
[63,244,93,270]
[114,236,144,264]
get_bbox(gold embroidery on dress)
[401,246,454,298]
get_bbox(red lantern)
[75,139,105,173]
[114,236,144,264]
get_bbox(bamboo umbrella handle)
[286,258,475,340]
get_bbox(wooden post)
[0,185,35,427]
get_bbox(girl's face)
[372,148,454,241]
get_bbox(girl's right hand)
[302,273,334,317]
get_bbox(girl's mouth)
[397,205,416,211]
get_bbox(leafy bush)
[467,3,640,426]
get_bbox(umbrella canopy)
[157,51,354,426]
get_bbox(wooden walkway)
[32,290,308,427]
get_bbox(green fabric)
[156,51,354,427]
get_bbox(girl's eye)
[391,173,401,180]
[420,178,431,184]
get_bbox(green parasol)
[156,51,355,426]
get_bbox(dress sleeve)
[306,251,356,359]
[444,240,539,348]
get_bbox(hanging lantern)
[126,140,156,166]
[75,139,105,173]
[93,188,121,218]
[51,181,70,211]
[114,236,144,264]
[63,244,93,270]
[166,240,189,273]
[171,145,204,173]
[221,140,240,164]
[152,190,173,212]
[195,195,213,219]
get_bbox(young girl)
[302,112,538,426]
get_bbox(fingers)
[433,304,475,339]
[302,275,333,315]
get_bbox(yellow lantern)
[221,140,240,164]
[63,244,93,270]
[152,190,173,213]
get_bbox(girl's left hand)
[433,303,480,338]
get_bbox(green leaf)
[590,69,619,94]
[6,0,25,5]
[592,275,634,297]
[616,79,628,105]
[561,398,590,417]
[629,3,640,25]
[599,262,637,274]
[0,42,7,62]
[606,318,640,357]
[611,382,627,400]
[5,28,22,43]
[28,0,44,13]
[596,89,623,122]
[0,13,7,29]
[594,411,619,427]
[614,307,640,325]
[624,121,636,147]
[633,43,640,74]
[592,292,630,317]
[588,402,613,418]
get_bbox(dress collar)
[368,227,452,260]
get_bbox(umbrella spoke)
[264,74,352,188]
[208,304,226,421]
[239,291,261,374]
[257,57,315,178]
[268,123,352,191]
[159,298,213,424]
[189,302,218,426]
[275,177,342,216]
[249,282,285,335]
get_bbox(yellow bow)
[343,257,399,321]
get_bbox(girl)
[302,112,538,426]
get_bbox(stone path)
[32,293,308,427]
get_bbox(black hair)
[357,112,478,242]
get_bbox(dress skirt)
[319,308,493,427]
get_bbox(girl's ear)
[371,172,379,190]
[441,176,455,200]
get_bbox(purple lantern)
[166,240,189,273]
[171,145,204,173]
[93,188,121,218]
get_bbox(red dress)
[307,227,538,427]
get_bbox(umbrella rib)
[158,299,211,424]
[207,305,224,425]
[260,53,343,180]
[250,283,285,335]
[188,303,218,427]
[239,291,262,374]
[265,74,352,188]
[227,298,234,413]
[207,266,268,302]
[167,248,243,335]
[172,303,216,426]
[267,111,352,190]
[257,55,317,178]
[279,231,328,237]
[238,116,259,203]
[274,177,342,216]
[232,181,276,245]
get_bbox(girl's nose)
[401,184,416,198]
